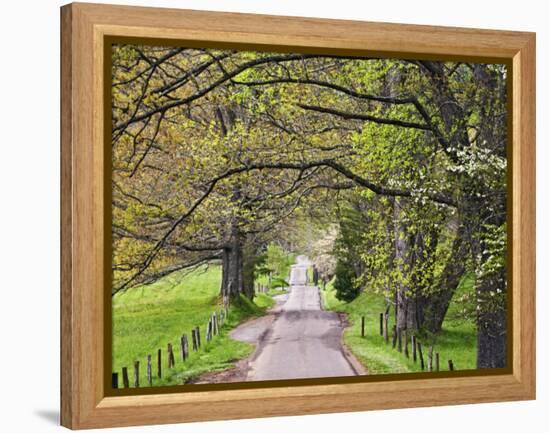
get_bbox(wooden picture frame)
[60,2,536,429]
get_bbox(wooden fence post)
[361,316,365,338]
[211,315,215,336]
[412,336,417,362]
[397,328,402,352]
[146,354,152,386]
[112,372,118,389]
[428,346,433,372]
[157,349,162,378]
[122,367,129,388]
[191,329,197,351]
[182,335,189,361]
[212,315,216,337]
[379,313,383,336]
[170,344,175,366]
[435,352,440,372]
[417,342,425,370]
[182,334,189,360]
[168,343,175,368]
[448,360,454,371]
[404,332,409,358]
[212,315,216,336]
[180,334,187,361]
[196,326,201,348]
[383,313,389,344]
[391,325,397,348]
[133,361,140,387]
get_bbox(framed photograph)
[60,2,535,429]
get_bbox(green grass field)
[113,257,476,386]
[112,265,274,387]
[321,279,477,374]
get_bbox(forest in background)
[111,45,508,370]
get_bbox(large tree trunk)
[220,226,244,300]
[220,226,257,301]
[217,105,252,301]
[220,248,242,300]
[394,198,421,331]
[242,241,257,300]
[471,64,508,369]
[396,289,421,331]
[474,204,507,369]
[423,224,469,334]
[394,202,445,333]
[476,265,507,368]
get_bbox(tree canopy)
[111,44,508,368]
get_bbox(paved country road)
[194,255,363,384]
[289,255,310,286]
[243,255,360,381]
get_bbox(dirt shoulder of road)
[337,312,368,375]
[191,295,287,384]
[318,289,368,375]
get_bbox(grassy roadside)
[112,265,275,386]
[321,280,477,374]
[265,288,288,297]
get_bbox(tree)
[333,259,360,302]
[311,226,338,289]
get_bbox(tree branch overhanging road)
[111,46,508,368]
